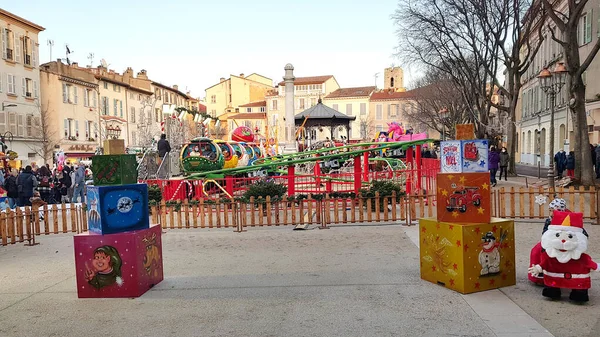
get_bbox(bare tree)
[359,116,376,140]
[28,100,58,164]
[540,0,600,185]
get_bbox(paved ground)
[3,220,598,337]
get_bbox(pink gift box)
[74,224,163,298]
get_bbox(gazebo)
[294,99,356,141]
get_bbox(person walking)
[72,162,86,203]
[3,169,18,209]
[554,149,567,178]
[36,165,52,203]
[16,165,37,207]
[488,146,500,187]
[499,147,510,181]
[566,151,575,178]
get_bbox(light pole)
[439,107,449,141]
[538,62,567,192]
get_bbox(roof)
[325,86,376,99]
[151,81,188,98]
[295,100,356,121]
[239,101,266,108]
[278,75,333,86]
[206,73,274,91]
[370,89,416,101]
[227,112,267,120]
[0,9,45,32]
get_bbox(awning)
[64,152,95,158]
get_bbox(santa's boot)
[542,287,561,300]
[569,289,589,303]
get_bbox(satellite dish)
[100,59,108,68]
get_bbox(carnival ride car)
[180,137,225,173]
[215,140,238,169]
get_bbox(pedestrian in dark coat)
[554,150,567,178]
[566,151,575,178]
[488,146,500,186]
[499,147,510,181]
[16,165,37,207]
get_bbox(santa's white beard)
[541,229,587,263]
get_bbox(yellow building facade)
[323,86,375,141]
[205,73,273,118]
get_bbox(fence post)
[319,196,329,229]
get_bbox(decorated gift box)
[91,154,138,186]
[419,217,516,294]
[441,141,462,173]
[87,183,149,235]
[74,224,163,298]
[461,139,489,173]
[436,172,491,224]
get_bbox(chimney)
[173,85,179,91]
[220,77,226,82]
[72,62,78,67]
[239,73,244,78]
[137,69,148,80]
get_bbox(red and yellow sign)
[455,124,475,140]
[436,172,491,224]
[419,217,516,294]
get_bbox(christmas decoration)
[529,211,599,302]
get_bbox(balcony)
[5,48,13,61]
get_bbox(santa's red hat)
[549,210,584,233]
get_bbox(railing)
[3,186,599,246]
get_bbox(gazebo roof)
[295,100,356,121]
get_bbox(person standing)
[157,134,171,178]
[16,165,37,207]
[488,146,500,187]
[36,165,52,203]
[499,147,510,181]
[595,145,600,179]
[72,163,86,203]
[566,151,575,178]
[554,149,567,179]
[3,169,18,209]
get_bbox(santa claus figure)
[529,211,599,302]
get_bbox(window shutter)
[83,89,88,107]
[14,32,20,63]
[92,92,97,107]
[0,72,2,92]
[17,114,23,137]
[33,80,38,98]
[0,112,5,133]
[75,120,79,137]
[21,77,26,96]
[73,87,78,104]
[32,42,37,67]
[120,100,123,117]
[587,10,593,43]
[1,28,6,59]
[64,119,68,136]
[113,99,117,116]
[62,83,67,102]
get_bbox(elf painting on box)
[84,246,123,289]
[529,211,599,303]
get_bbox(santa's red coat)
[539,251,598,289]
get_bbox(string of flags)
[160,107,221,133]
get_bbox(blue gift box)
[87,184,149,235]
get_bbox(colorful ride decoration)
[231,126,254,143]
[375,122,428,143]
[230,141,249,168]
[215,140,239,169]
[240,142,257,165]
[180,137,225,174]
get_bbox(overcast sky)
[5,0,418,98]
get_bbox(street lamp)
[538,62,567,191]
[1,103,17,111]
[439,107,449,141]
[106,125,122,139]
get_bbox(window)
[103,82,108,89]
[375,125,383,132]
[130,92,134,100]
[113,83,117,92]
[332,104,338,111]
[130,107,136,123]
[244,121,252,128]
[101,96,109,115]
[360,103,366,115]
[210,95,216,103]
[22,36,32,66]
[155,108,160,123]
[299,98,305,109]
[1,28,15,61]
[311,98,316,107]
[22,77,34,97]
[84,89,93,107]
[246,107,252,113]
[132,132,137,146]
[85,121,92,139]
[75,120,79,138]
[7,74,16,94]
[139,107,146,124]
[376,104,383,120]
[579,12,592,45]
[62,83,77,103]
[346,104,352,115]
[260,106,266,112]
[272,100,278,111]
[26,114,33,136]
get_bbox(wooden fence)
[1,187,598,246]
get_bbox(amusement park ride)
[169,122,433,199]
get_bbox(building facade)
[265,75,340,144]
[369,89,415,138]
[205,73,273,118]
[0,9,45,165]
[517,0,600,166]
[323,86,376,141]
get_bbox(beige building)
[265,75,340,143]
[369,89,414,138]
[228,101,267,138]
[0,9,45,165]
[516,0,600,165]
[40,61,99,161]
[323,86,376,140]
[205,73,273,118]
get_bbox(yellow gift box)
[419,217,516,294]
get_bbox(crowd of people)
[0,162,90,210]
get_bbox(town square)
[1,0,600,336]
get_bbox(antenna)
[374,73,380,88]
[100,58,109,68]
[47,39,54,61]
[65,44,73,65]
[87,53,95,67]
